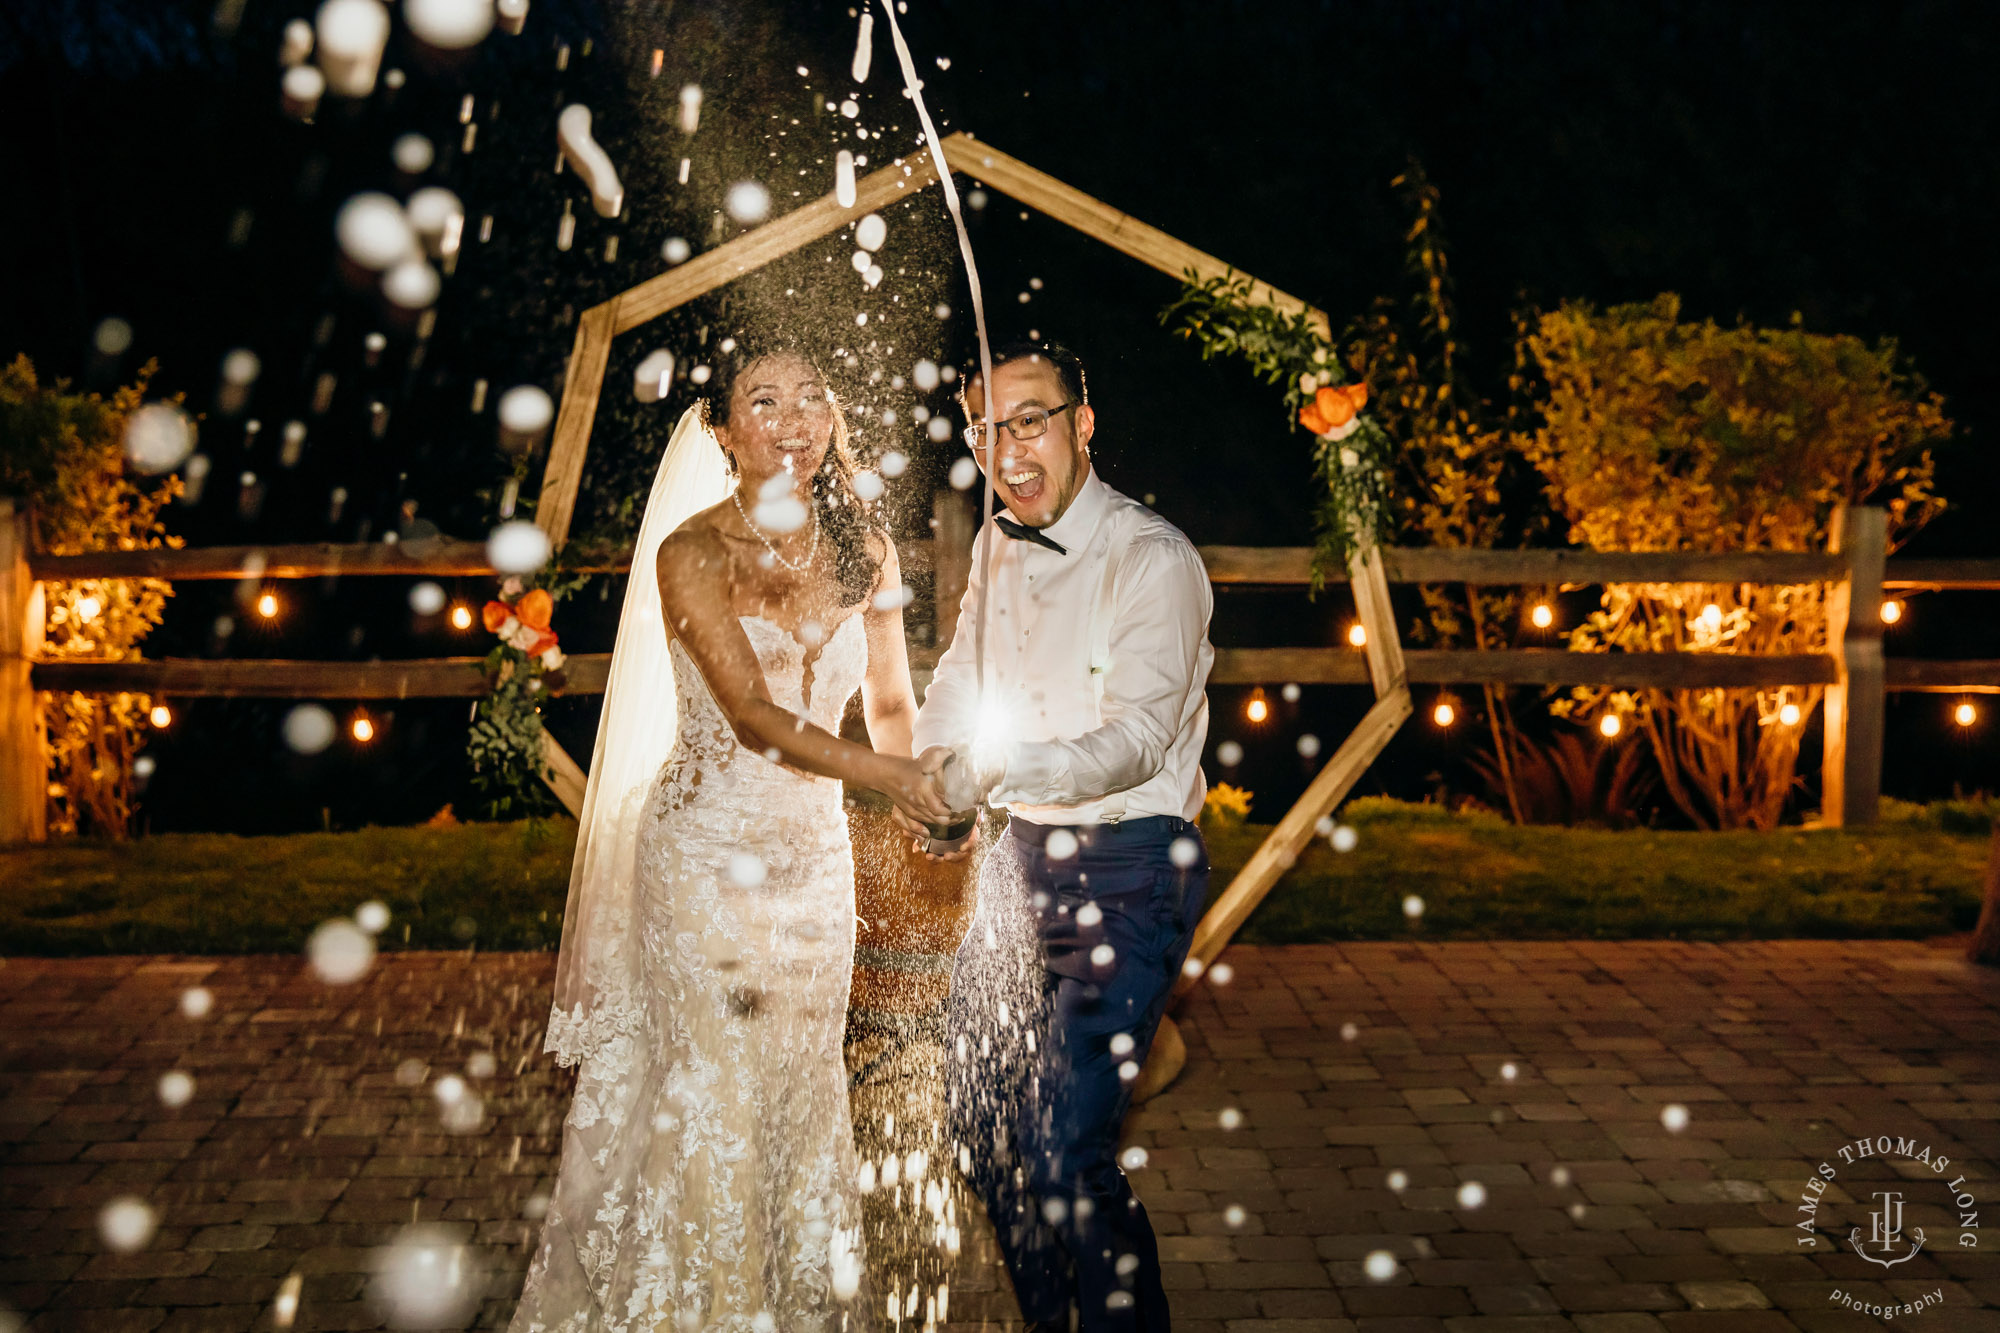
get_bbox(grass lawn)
[0,798,1991,957]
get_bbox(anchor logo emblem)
[1850,1190,1926,1268]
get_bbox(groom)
[904,339,1214,1331]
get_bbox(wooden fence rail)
[7,497,1999,844]
[27,648,2000,698]
[30,538,2000,591]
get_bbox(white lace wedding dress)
[511,612,873,1333]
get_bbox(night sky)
[2,0,1996,834]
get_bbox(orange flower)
[1314,383,1367,428]
[1299,402,1332,435]
[527,629,559,656]
[516,587,554,631]
[481,600,513,633]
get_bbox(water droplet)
[407,583,445,616]
[307,919,374,983]
[122,403,195,474]
[98,1198,156,1252]
[487,519,552,573]
[335,193,414,270]
[282,704,337,755]
[157,1071,195,1108]
[725,181,771,223]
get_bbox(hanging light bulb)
[1778,701,1801,726]
[1432,698,1456,727]
[1880,599,1903,625]
[150,704,173,728]
[352,713,376,742]
[450,605,473,630]
[257,591,279,618]
[1955,701,1978,728]
[1531,603,1554,629]
[1347,622,1367,648]
[1599,713,1623,738]
[1245,689,1269,724]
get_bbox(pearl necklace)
[731,486,820,574]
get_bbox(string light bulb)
[1432,699,1456,728]
[1347,622,1367,648]
[149,704,172,728]
[1880,599,1903,625]
[1531,603,1554,629]
[1778,702,1801,726]
[450,605,472,629]
[352,714,375,742]
[1599,713,1622,738]
[1245,689,1269,724]
[257,592,279,618]
[1956,701,1978,728]
[76,594,103,623]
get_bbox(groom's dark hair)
[957,338,1089,411]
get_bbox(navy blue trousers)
[948,815,1210,1331]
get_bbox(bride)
[510,335,953,1332]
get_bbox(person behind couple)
[905,339,1216,1331]
[509,335,949,1332]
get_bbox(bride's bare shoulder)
[656,504,736,589]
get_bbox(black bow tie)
[995,515,1067,555]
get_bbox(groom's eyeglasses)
[962,402,1076,453]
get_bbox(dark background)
[1,0,1994,834]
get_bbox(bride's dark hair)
[699,335,884,607]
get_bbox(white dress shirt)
[913,468,1214,825]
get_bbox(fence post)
[1,497,47,845]
[1822,505,1887,827]
[931,488,976,651]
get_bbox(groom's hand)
[893,811,981,863]
[893,748,980,862]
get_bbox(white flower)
[1339,447,1361,468]
[497,614,520,638]
[506,624,538,651]
[1326,417,1361,442]
[540,645,565,671]
[500,577,523,599]
[1297,371,1317,396]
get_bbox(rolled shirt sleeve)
[992,534,1212,806]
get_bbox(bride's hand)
[878,755,955,828]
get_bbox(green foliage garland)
[1161,272,1392,583]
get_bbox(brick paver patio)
[4,939,1998,1331]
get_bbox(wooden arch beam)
[534,131,1326,552]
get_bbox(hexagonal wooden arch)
[529,131,1412,1031]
